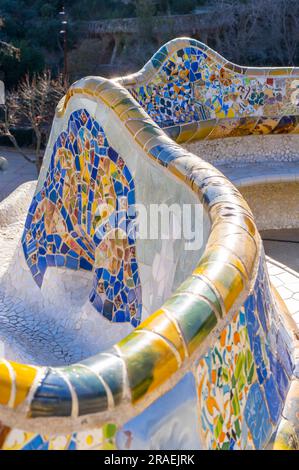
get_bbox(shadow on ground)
[261,229,299,273]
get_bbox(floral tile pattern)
[1,424,117,451]
[0,38,298,450]
[196,257,294,449]
[22,109,142,326]
[128,39,299,138]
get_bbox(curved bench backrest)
[0,77,262,434]
[22,109,143,326]
[0,41,298,451]
[116,37,299,142]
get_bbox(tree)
[0,71,67,173]
[0,16,20,67]
[0,91,35,165]
[210,0,299,66]
[136,0,157,41]
[0,40,19,60]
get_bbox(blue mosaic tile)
[244,294,259,348]
[274,360,289,401]
[244,382,272,449]
[22,110,142,326]
[276,330,294,378]
[256,289,268,334]
[264,375,283,423]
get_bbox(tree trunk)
[35,129,43,174]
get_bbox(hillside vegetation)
[1,0,299,87]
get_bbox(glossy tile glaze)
[22,109,142,327]
[196,255,294,449]
[0,38,298,450]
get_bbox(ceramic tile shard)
[22,110,142,327]
[196,258,294,449]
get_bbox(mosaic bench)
[0,38,298,450]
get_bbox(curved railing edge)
[0,75,268,436]
[114,36,299,90]
[114,37,299,145]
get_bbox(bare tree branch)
[0,71,67,173]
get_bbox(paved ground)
[267,257,299,327]
[217,161,299,187]
[262,229,299,327]
[0,147,37,202]
[262,229,299,273]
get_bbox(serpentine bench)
[0,38,298,450]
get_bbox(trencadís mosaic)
[22,109,142,326]
[0,38,298,451]
[127,40,299,140]
[196,257,293,450]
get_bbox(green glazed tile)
[164,294,217,354]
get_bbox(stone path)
[262,229,299,273]
[0,147,37,202]
[217,161,299,188]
